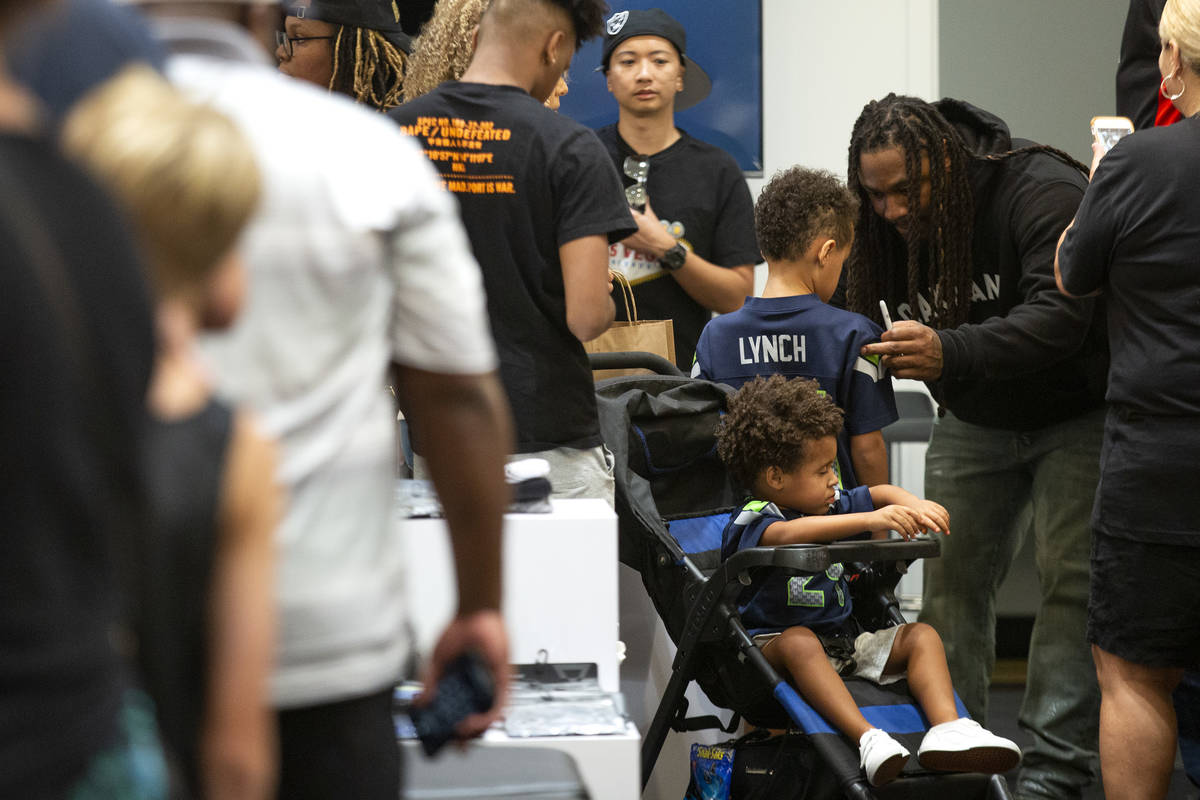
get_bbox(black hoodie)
[913,99,1108,431]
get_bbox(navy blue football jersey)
[694,295,897,487]
[721,486,874,636]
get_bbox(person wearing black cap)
[278,0,411,110]
[597,7,759,370]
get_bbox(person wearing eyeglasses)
[277,0,411,110]
[598,8,759,370]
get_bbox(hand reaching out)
[867,501,950,540]
[910,499,950,535]
[860,320,944,381]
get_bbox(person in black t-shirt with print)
[596,8,760,370]
[390,0,635,505]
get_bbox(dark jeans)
[920,409,1103,800]
[277,686,401,800]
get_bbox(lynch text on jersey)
[739,334,806,365]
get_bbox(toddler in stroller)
[717,375,1020,786]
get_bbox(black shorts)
[1088,530,1200,668]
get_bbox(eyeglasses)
[623,155,649,208]
[276,31,335,59]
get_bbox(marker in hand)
[879,300,894,331]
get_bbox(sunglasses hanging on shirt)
[623,155,649,210]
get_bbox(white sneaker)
[917,717,1022,774]
[858,727,910,786]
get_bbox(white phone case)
[1091,115,1134,154]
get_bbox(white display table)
[401,497,622,694]
[401,497,637,799]
[480,722,641,799]
[402,721,640,800]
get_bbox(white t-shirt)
[171,49,496,707]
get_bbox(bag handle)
[610,269,638,322]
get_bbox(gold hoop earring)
[1161,72,1186,101]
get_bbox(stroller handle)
[588,350,684,377]
[825,537,940,563]
[723,538,940,576]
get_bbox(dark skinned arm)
[394,364,514,736]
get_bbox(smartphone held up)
[1090,115,1134,155]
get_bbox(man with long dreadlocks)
[843,94,1109,800]
[278,0,411,110]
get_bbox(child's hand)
[910,499,950,535]
[868,505,934,540]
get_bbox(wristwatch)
[659,242,688,272]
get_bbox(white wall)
[751,0,938,195]
[939,0,1129,167]
[749,0,939,295]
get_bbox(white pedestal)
[401,497,622,693]
[401,722,640,800]
[619,564,730,800]
[479,723,641,800]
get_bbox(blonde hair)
[329,26,408,110]
[402,0,490,102]
[61,66,260,302]
[1160,0,1200,74]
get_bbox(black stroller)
[590,352,1014,800]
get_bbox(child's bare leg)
[883,622,959,725]
[761,627,872,740]
[887,624,1023,773]
[763,627,911,786]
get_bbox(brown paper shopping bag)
[583,272,676,380]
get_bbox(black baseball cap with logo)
[599,8,711,110]
[286,0,413,54]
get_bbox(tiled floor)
[987,681,1198,799]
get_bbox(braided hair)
[329,26,407,111]
[403,0,489,102]
[845,94,1087,329]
